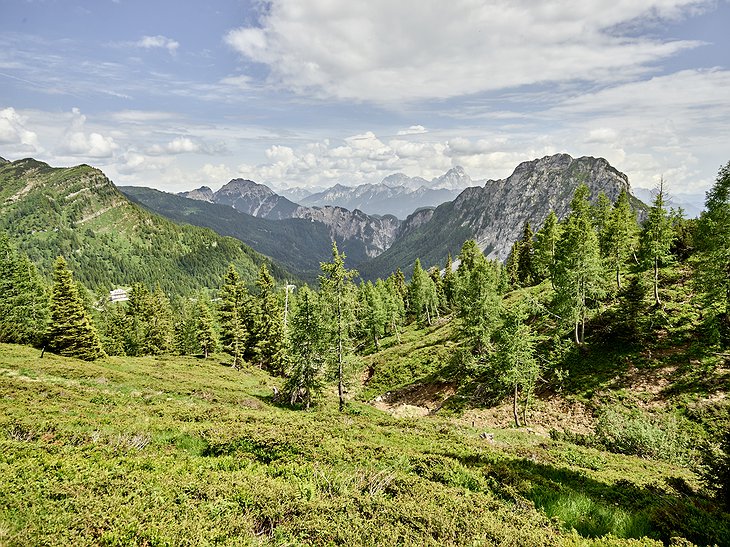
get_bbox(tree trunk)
[574,319,580,344]
[580,310,585,345]
[653,258,661,306]
[522,389,530,426]
[616,264,621,290]
[513,385,521,427]
[337,291,345,412]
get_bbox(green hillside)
[0,159,288,293]
[120,185,343,283]
[3,342,726,546]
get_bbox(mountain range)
[136,154,644,280]
[0,153,646,288]
[181,166,476,220]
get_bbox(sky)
[1,0,728,209]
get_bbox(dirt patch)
[459,394,595,436]
[370,381,456,417]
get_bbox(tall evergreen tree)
[319,242,358,412]
[592,191,613,255]
[359,281,387,349]
[640,180,674,306]
[218,264,249,368]
[693,161,730,344]
[253,264,286,374]
[553,184,605,344]
[604,189,639,290]
[382,276,405,342]
[442,253,457,309]
[45,257,106,360]
[195,298,217,358]
[494,308,539,427]
[284,285,326,408]
[408,259,437,326]
[534,211,561,286]
[516,222,536,286]
[455,241,502,355]
[0,235,49,346]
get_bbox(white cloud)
[0,107,41,152]
[397,125,427,135]
[56,108,117,158]
[225,0,708,102]
[136,35,179,54]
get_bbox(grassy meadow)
[1,339,728,546]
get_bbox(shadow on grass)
[430,449,730,545]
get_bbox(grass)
[1,343,728,545]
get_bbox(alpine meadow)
[2,1,730,546]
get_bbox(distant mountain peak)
[178,186,214,202]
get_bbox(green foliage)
[284,285,326,408]
[603,190,640,290]
[252,264,286,374]
[195,298,217,358]
[534,211,561,285]
[640,181,675,306]
[0,159,287,296]
[0,233,49,346]
[693,161,730,345]
[218,265,250,368]
[45,257,106,361]
[701,426,730,509]
[553,185,606,344]
[592,406,695,464]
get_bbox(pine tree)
[173,296,199,356]
[359,281,387,349]
[442,253,457,309]
[640,179,674,306]
[319,242,358,412]
[195,298,217,358]
[382,276,405,342]
[45,257,106,360]
[592,191,613,256]
[218,264,249,368]
[693,161,730,344]
[604,189,639,290]
[284,285,326,408]
[553,184,605,344]
[253,264,286,374]
[408,259,436,326]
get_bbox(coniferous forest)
[1,160,729,545]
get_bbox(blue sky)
[1,0,728,209]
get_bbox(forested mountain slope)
[0,158,288,294]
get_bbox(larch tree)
[604,189,639,290]
[516,222,536,287]
[533,211,561,287]
[319,242,358,412]
[494,308,539,427]
[553,184,605,344]
[45,256,106,361]
[640,179,674,306]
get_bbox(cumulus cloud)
[0,107,41,152]
[136,35,179,54]
[57,108,117,158]
[225,0,708,102]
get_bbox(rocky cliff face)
[359,154,641,280]
[291,206,401,258]
[459,154,632,260]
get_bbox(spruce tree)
[516,222,536,286]
[195,298,217,358]
[693,161,730,343]
[382,276,405,342]
[0,235,49,346]
[253,264,286,374]
[553,184,605,344]
[284,285,326,408]
[640,180,674,306]
[46,257,106,361]
[442,253,457,309]
[218,264,249,368]
[319,242,358,412]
